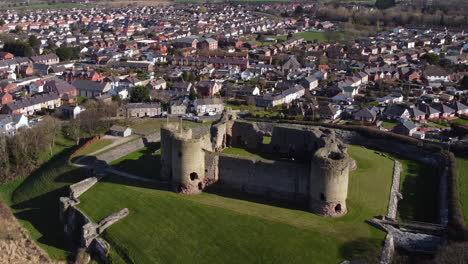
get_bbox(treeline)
[62,100,119,146]
[0,100,119,183]
[0,116,61,183]
[317,4,467,28]
[3,40,34,57]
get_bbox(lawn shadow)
[100,174,171,192]
[339,237,383,262]
[398,161,439,223]
[12,187,73,258]
[110,142,161,179]
[203,185,309,212]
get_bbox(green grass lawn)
[273,31,345,42]
[110,143,161,179]
[0,132,88,260]
[222,147,293,161]
[263,136,272,144]
[450,118,468,126]
[396,157,439,223]
[130,119,212,135]
[74,139,114,159]
[76,145,393,263]
[427,121,449,129]
[456,157,468,224]
[381,121,397,128]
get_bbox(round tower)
[170,134,205,194]
[309,144,351,217]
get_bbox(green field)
[457,157,468,224]
[110,143,161,179]
[76,145,393,263]
[273,31,346,42]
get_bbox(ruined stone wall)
[230,121,264,149]
[69,177,98,199]
[269,126,326,159]
[204,151,219,184]
[217,154,310,201]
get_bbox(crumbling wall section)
[270,126,326,158]
[69,177,98,199]
[204,151,219,185]
[230,121,264,149]
[59,176,129,264]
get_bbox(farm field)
[457,157,468,224]
[76,145,394,263]
[273,31,346,42]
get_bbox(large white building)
[0,114,28,136]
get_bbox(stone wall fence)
[59,174,129,263]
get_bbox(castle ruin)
[160,110,354,217]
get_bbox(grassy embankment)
[0,134,86,260]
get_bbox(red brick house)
[198,38,218,50]
[0,52,14,60]
[0,91,13,105]
[0,82,18,93]
[45,79,77,103]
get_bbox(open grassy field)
[0,133,87,260]
[273,31,346,42]
[110,143,161,179]
[456,157,468,224]
[76,145,393,263]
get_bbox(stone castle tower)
[159,113,354,217]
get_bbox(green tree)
[55,47,79,61]
[3,41,34,57]
[189,89,200,100]
[293,6,304,17]
[14,25,22,33]
[421,53,440,65]
[375,0,396,9]
[28,35,41,47]
[0,19,5,26]
[130,85,151,102]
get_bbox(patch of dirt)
[0,200,64,264]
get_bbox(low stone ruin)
[59,175,129,264]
